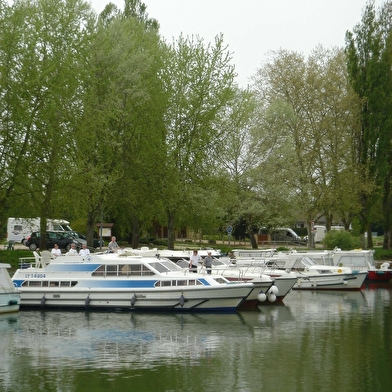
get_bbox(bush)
[323,230,360,250]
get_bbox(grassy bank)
[0,249,33,270]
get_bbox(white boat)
[288,248,392,283]
[175,258,278,304]
[11,251,255,312]
[128,247,222,260]
[209,260,296,303]
[0,263,20,314]
[226,251,367,290]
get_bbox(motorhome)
[7,217,73,244]
[313,225,327,243]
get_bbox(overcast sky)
[90,0,385,86]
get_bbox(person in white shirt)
[189,250,201,273]
[51,244,62,257]
[79,244,90,257]
[65,243,78,256]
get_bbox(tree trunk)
[39,215,48,250]
[366,225,373,248]
[249,231,258,249]
[382,177,392,250]
[167,209,175,250]
[131,217,139,248]
[86,211,98,248]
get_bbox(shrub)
[323,230,360,250]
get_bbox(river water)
[1,282,391,392]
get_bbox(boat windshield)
[301,257,317,267]
[149,260,182,273]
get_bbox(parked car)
[24,231,83,251]
[271,228,304,244]
[63,231,104,248]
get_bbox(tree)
[160,34,236,249]
[0,0,96,248]
[75,0,167,247]
[251,47,360,247]
[346,0,392,248]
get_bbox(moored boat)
[225,252,367,291]
[12,252,254,312]
[367,262,392,282]
[0,263,20,314]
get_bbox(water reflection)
[0,283,391,392]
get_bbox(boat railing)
[18,256,37,269]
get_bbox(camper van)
[313,225,327,243]
[7,217,73,244]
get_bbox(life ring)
[337,269,342,273]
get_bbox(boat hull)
[0,263,20,314]
[0,293,20,314]
[16,284,253,312]
[293,272,367,290]
[367,270,392,282]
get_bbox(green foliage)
[374,248,392,261]
[323,230,361,250]
[0,250,32,270]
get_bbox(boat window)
[141,265,154,275]
[301,257,315,267]
[149,262,171,273]
[93,265,105,276]
[22,281,41,287]
[120,264,130,275]
[214,277,228,284]
[42,281,49,287]
[176,280,187,286]
[50,281,59,287]
[92,264,154,277]
[60,281,70,287]
[106,265,118,276]
[160,280,172,286]
[160,260,182,271]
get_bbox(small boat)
[302,248,392,282]
[224,251,367,290]
[11,251,255,312]
[176,258,278,304]
[129,247,223,261]
[367,262,392,282]
[209,260,295,303]
[0,263,20,314]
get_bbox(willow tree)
[160,34,236,249]
[346,0,392,248]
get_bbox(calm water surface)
[1,282,391,392]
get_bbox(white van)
[7,217,73,244]
[313,225,327,243]
[271,228,302,243]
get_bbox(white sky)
[89,0,385,87]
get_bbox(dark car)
[63,231,105,248]
[24,231,82,251]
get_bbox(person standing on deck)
[203,252,214,274]
[189,250,201,273]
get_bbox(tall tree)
[251,47,360,247]
[0,0,96,247]
[75,0,166,246]
[160,34,236,249]
[346,0,392,248]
